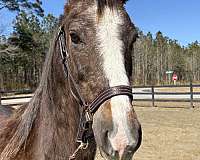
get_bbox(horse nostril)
[106,122,142,159]
[135,124,142,151]
[111,150,119,158]
[104,130,110,146]
[108,131,129,158]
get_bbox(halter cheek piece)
[57,26,133,159]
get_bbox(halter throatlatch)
[57,26,133,159]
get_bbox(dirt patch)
[133,107,200,160]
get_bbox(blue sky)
[1,0,200,46]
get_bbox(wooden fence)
[1,84,200,108]
[0,89,33,106]
[133,83,200,108]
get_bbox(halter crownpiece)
[57,26,133,159]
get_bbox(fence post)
[0,74,2,106]
[151,86,155,107]
[190,82,194,108]
[0,90,1,106]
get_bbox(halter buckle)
[76,109,93,144]
[69,141,88,160]
[85,110,93,123]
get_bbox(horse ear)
[122,0,128,4]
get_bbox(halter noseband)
[57,26,133,159]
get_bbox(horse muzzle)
[93,98,142,160]
[106,116,142,160]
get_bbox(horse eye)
[70,32,81,44]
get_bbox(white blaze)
[97,7,133,153]
[97,8,129,87]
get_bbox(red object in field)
[172,74,178,81]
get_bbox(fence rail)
[133,84,200,88]
[0,84,200,108]
[133,83,200,108]
[0,89,33,106]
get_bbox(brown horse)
[0,0,141,159]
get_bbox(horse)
[0,0,142,159]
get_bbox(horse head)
[61,0,142,159]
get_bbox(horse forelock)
[64,0,126,18]
[96,0,121,16]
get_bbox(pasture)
[96,106,200,160]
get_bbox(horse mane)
[0,31,58,160]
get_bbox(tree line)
[0,0,200,91]
[133,31,200,85]
[0,0,58,91]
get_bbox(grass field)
[95,105,200,160]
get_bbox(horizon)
[0,0,200,47]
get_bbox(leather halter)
[57,26,133,158]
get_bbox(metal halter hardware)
[57,26,133,159]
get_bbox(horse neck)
[30,43,83,158]
[0,37,96,160]
[34,41,96,159]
